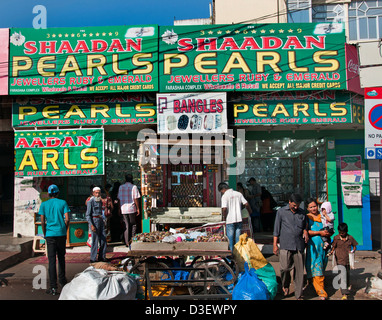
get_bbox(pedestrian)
[110,181,123,242]
[328,222,358,300]
[86,186,107,262]
[260,186,277,232]
[85,184,96,205]
[118,174,141,247]
[102,184,113,243]
[38,184,70,296]
[305,198,330,300]
[218,182,252,252]
[273,193,309,300]
[237,182,250,202]
[247,177,262,232]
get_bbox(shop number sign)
[14,128,104,177]
[365,87,382,159]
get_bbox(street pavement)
[0,247,381,301]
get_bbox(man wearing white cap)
[39,184,70,296]
[86,186,107,262]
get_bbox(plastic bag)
[233,233,278,299]
[232,263,269,300]
[233,233,268,272]
[349,251,355,270]
[59,266,137,300]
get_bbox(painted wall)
[14,177,41,237]
[214,0,287,24]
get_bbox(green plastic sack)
[233,234,278,300]
[255,263,278,300]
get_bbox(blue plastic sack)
[232,263,270,300]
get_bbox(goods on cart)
[132,222,227,244]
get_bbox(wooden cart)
[123,240,237,300]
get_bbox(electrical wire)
[0,1,365,107]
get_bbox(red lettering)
[178,38,194,52]
[24,41,37,55]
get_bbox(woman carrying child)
[305,198,331,300]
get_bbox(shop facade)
[8,22,373,250]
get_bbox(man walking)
[218,182,252,252]
[39,184,70,296]
[118,174,141,246]
[86,186,107,262]
[273,193,308,299]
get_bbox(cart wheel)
[130,259,175,297]
[188,259,236,298]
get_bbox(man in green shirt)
[39,184,70,296]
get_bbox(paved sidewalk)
[0,228,381,300]
[0,246,381,300]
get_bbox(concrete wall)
[214,0,287,24]
[13,177,41,237]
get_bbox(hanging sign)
[14,128,104,177]
[365,87,382,159]
[159,23,346,92]
[340,155,363,206]
[156,92,227,134]
[12,94,156,128]
[9,25,158,95]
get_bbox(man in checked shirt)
[118,174,141,246]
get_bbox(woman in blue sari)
[305,198,331,300]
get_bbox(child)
[328,223,358,300]
[320,202,335,250]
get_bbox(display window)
[239,138,327,205]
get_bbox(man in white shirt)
[117,174,141,246]
[219,182,252,252]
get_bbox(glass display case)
[105,140,141,185]
[238,158,298,203]
[240,138,328,204]
[170,164,203,207]
[34,210,88,247]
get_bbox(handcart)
[122,222,238,300]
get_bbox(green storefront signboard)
[12,94,156,127]
[14,128,104,177]
[159,23,346,92]
[9,25,158,95]
[231,91,363,125]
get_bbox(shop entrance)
[168,163,222,208]
[239,138,327,211]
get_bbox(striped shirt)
[117,182,140,214]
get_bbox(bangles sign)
[14,128,104,177]
[9,25,158,95]
[156,92,227,134]
[12,94,156,127]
